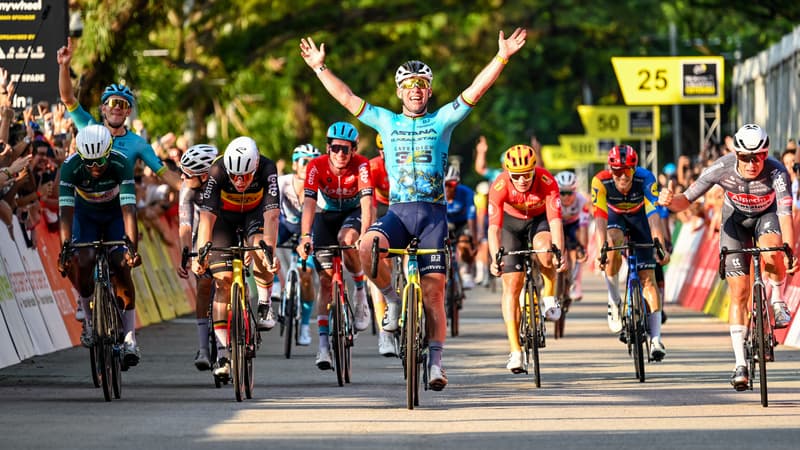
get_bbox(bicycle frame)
[277,237,304,358]
[371,237,447,409]
[719,244,792,407]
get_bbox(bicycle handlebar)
[598,238,664,267]
[61,236,136,276]
[196,240,274,267]
[494,244,562,273]
[369,236,447,279]
[718,244,793,280]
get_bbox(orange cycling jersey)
[488,168,562,228]
[369,154,390,206]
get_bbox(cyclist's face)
[327,139,354,170]
[101,95,131,128]
[293,157,312,180]
[560,190,576,206]
[611,166,634,192]
[397,79,431,116]
[229,172,255,192]
[181,170,207,188]
[736,152,767,180]
[509,171,534,192]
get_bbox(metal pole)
[670,22,681,164]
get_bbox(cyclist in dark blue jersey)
[57,38,181,192]
[300,27,527,391]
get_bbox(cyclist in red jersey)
[488,145,565,373]
[297,122,374,370]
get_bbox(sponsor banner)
[138,226,176,320]
[664,221,704,304]
[157,216,194,315]
[676,231,720,310]
[13,222,70,351]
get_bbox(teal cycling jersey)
[356,96,473,204]
[67,103,167,176]
[58,151,137,211]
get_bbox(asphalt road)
[1,271,799,450]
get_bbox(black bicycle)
[719,244,792,407]
[445,235,464,337]
[495,244,561,388]
[62,236,136,402]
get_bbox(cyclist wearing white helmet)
[192,136,280,380]
[300,25,527,392]
[296,122,375,369]
[659,123,798,390]
[175,143,219,370]
[554,171,590,301]
[274,143,321,346]
[57,124,142,366]
[57,38,181,191]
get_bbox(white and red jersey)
[304,154,373,212]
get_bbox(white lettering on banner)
[0,0,42,12]
[52,289,74,315]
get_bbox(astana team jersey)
[356,96,473,205]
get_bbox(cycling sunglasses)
[611,167,633,177]
[104,98,131,110]
[399,77,431,90]
[83,155,108,168]
[736,153,767,164]
[329,144,352,155]
[509,171,534,181]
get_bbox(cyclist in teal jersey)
[300,27,527,391]
[57,125,142,367]
[56,38,181,191]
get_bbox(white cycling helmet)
[180,144,218,175]
[555,171,577,192]
[76,124,112,161]
[224,136,260,175]
[733,124,769,154]
[445,164,460,182]
[395,60,433,87]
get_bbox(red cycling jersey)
[369,155,390,206]
[488,168,562,228]
[304,153,373,212]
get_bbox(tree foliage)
[69,0,800,170]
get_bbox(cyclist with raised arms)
[277,143,321,346]
[176,144,218,370]
[659,124,797,390]
[487,145,566,373]
[57,38,181,192]
[554,171,590,300]
[57,125,142,367]
[192,136,280,379]
[445,165,478,289]
[592,145,670,362]
[296,122,374,370]
[300,26,527,391]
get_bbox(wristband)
[301,233,311,238]
[314,64,328,74]
[495,54,508,65]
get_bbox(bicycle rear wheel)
[405,287,419,409]
[754,285,768,407]
[94,286,114,401]
[331,283,345,387]
[630,284,646,383]
[231,284,246,402]
[283,271,299,359]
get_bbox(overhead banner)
[577,105,660,139]
[541,145,579,170]
[0,0,68,108]
[611,56,724,105]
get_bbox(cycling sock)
[256,283,272,305]
[603,273,621,303]
[213,320,229,357]
[352,271,366,290]
[318,315,329,350]
[429,341,443,368]
[648,311,662,339]
[380,284,401,305]
[301,300,313,325]
[196,318,209,350]
[730,325,747,367]
[123,309,136,345]
[79,295,92,322]
[769,279,784,303]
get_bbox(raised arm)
[299,37,365,115]
[56,38,78,108]
[461,28,527,104]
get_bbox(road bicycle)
[276,235,307,359]
[495,244,560,388]
[718,244,792,407]
[181,249,219,384]
[599,238,663,383]
[445,234,464,337]
[62,236,136,402]
[313,243,358,387]
[371,237,447,409]
[196,232,272,402]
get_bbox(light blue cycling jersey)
[67,103,167,176]
[356,96,473,205]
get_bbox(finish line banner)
[0,0,68,108]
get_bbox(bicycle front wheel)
[343,294,353,384]
[630,284,646,383]
[405,287,419,410]
[529,277,542,388]
[283,271,299,359]
[754,284,768,407]
[231,283,246,402]
[331,283,345,387]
